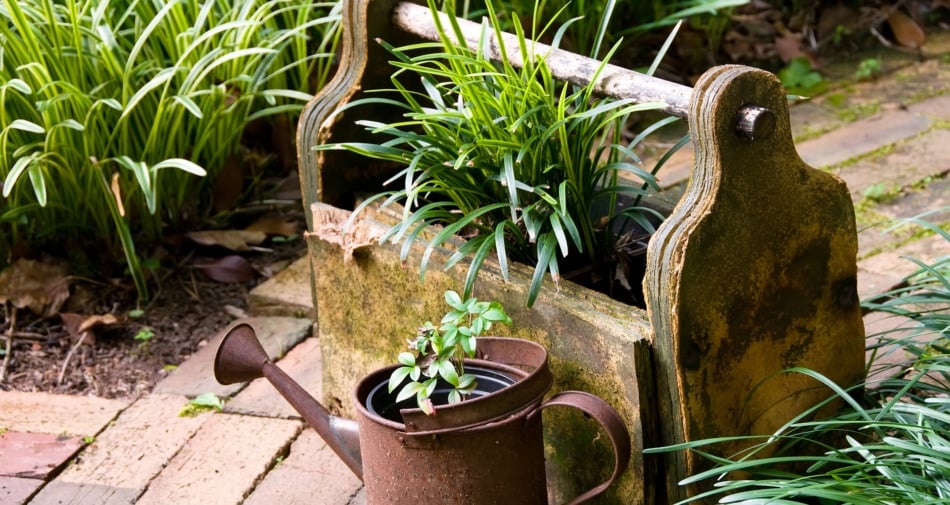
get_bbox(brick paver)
[134,414,301,505]
[0,392,127,437]
[858,233,950,299]
[32,394,211,505]
[1,476,41,505]
[247,256,315,318]
[796,109,932,169]
[243,430,364,505]
[0,432,84,479]
[838,128,950,200]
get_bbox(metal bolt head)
[736,105,775,140]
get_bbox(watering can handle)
[533,391,632,505]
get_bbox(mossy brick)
[908,93,950,122]
[876,178,950,224]
[789,100,841,141]
[796,109,932,169]
[836,129,950,200]
[858,234,950,299]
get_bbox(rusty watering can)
[214,322,631,505]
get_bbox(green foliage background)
[0,0,340,297]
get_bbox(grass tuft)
[322,0,686,307]
[0,0,341,299]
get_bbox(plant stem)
[0,305,16,384]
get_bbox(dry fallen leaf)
[186,230,267,251]
[774,34,805,62]
[887,9,925,48]
[245,216,298,237]
[0,259,70,315]
[194,255,258,283]
[60,312,119,346]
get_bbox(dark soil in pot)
[365,365,517,423]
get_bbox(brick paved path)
[3,41,949,505]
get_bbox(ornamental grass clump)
[326,0,684,307]
[646,213,950,504]
[0,0,340,299]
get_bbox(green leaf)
[482,307,510,323]
[461,335,477,356]
[388,366,413,393]
[7,119,45,134]
[27,166,47,207]
[423,377,438,398]
[457,373,476,391]
[397,352,416,367]
[56,119,85,131]
[151,158,207,177]
[444,290,463,309]
[3,155,36,197]
[395,381,425,403]
[6,78,31,94]
[436,359,459,386]
[527,235,558,307]
[173,95,204,119]
[122,67,178,119]
[189,393,224,411]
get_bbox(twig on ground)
[1,305,16,384]
[8,331,46,341]
[58,331,90,386]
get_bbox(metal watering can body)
[214,322,630,505]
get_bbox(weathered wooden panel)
[645,65,866,502]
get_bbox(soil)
[0,221,308,400]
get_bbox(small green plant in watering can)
[388,290,512,415]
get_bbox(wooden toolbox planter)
[295,1,866,502]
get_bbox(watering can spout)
[213,322,364,479]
